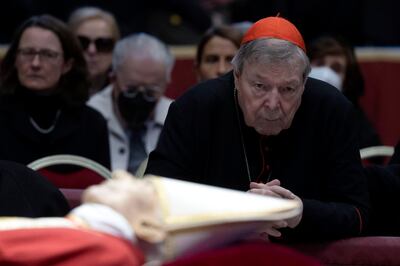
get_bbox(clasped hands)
[82,172,302,243]
[248,179,303,238]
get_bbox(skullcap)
[242,16,306,52]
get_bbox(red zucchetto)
[241,16,306,52]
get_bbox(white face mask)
[309,66,343,91]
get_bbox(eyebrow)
[249,72,301,85]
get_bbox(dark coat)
[390,141,400,164]
[146,72,369,242]
[0,94,110,168]
[364,141,400,236]
[364,163,400,236]
[0,160,69,217]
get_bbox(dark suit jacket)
[0,160,69,217]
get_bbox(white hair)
[232,38,311,82]
[112,33,175,82]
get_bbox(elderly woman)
[68,7,120,94]
[0,15,110,169]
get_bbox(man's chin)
[255,127,283,136]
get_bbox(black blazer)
[0,160,69,217]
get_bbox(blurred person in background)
[195,25,242,82]
[88,33,174,174]
[68,6,120,95]
[0,15,110,168]
[308,35,381,149]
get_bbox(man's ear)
[62,58,74,75]
[233,69,240,80]
[233,70,240,90]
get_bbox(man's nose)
[264,88,280,110]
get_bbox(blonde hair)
[68,6,120,40]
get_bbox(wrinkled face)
[113,54,168,101]
[196,36,238,81]
[15,27,71,91]
[234,61,305,136]
[75,18,114,78]
[83,171,158,217]
[311,54,347,82]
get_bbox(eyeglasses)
[121,85,163,102]
[77,35,115,53]
[17,48,62,63]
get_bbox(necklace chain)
[234,87,252,182]
[234,88,273,184]
[29,110,61,134]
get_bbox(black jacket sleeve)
[363,164,400,235]
[389,141,400,164]
[282,81,370,242]
[0,161,70,217]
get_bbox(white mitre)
[143,174,302,261]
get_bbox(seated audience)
[308,35,381,149]
[0,15,110,169]
[0,171,321,266]
[68,6,120,95]
[195,25,242,82]
[146,16,369,242]
[88,33,174,173]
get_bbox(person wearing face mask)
[308,35,381,150]
[88,33,174,174]
[308,66,343,91]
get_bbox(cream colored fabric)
[92,171,301,261]
[360,145,394,160]
[146,175,301,260]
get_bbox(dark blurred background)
[1,0,399,46]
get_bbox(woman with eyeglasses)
[0,15,110,172]
[68,7,120,95]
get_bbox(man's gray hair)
[232,38,311,82]
[112,33,175,82]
